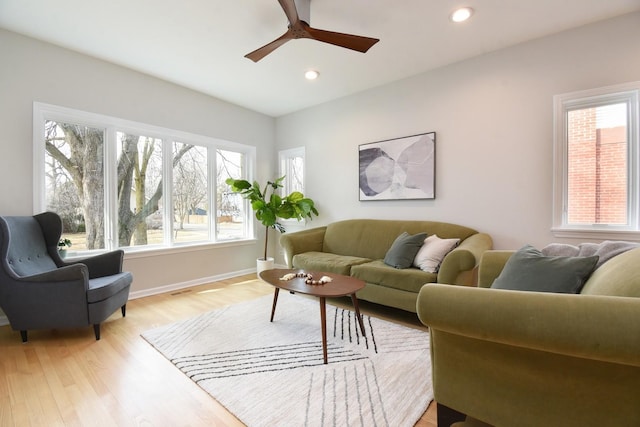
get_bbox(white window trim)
[33,102,257,253]
[552,82,640,240]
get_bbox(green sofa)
[279,219,492,312]
[417,247,640,427]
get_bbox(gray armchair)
[0,212,132,342]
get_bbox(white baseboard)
[128,267,258,300]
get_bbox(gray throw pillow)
[384,232,428,269]
[491,245,599,293]
[384,231,427,268]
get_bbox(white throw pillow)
[413,234,460,273]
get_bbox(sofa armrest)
[64,250,124,279]
[15,263,88,283]
[279,226,327,267]
[417,283,640,366]
[477,250,514,288]
[1,264,90,324]
[437,233,493,285]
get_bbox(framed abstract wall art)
[358,132,435,201]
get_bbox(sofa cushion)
[413,234,460,273]
[491,245,598,294]
[581,247,640,297]
[542,240,640,269]
[292,251,372,275]
[383,232,428,269]
[351,260,437,293]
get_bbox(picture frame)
[358,132,435,201]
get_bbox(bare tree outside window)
[216,149,245,240]
[173,143,208,243]
[279,147,305,196]
[45,121,105,251]
[45,121,196,250]
[116,132,163,246]
[38,103,254,254]
[288,156,304,193]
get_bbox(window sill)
[551,228,640,242]
[61,239,257,261]
[122,238,258,260]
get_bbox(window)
[216,149,247,240]
[553,82,639,239]
[279,147,305,195]
[34,102,255,255]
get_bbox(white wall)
[0,29,276,296]
[275,12,640,251]
[2,11,640,300]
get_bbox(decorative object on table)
[142,291,433,427]
[262,268,366,364]
[359,132,435,201]
[58,238,72,258]
[279,272,333,285]
[226,176,318,273]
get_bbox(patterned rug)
[142,291,433,427]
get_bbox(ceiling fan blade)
[305,25,379,53]
[278,0,299,25]
[245,0,379,61]
[245,30,294,62]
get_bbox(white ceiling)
[1,0,639,117]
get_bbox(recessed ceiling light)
[305,70,319,80]
[450,7,473,23]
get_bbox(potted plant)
[58,238,72,258]
[226,176,318,273]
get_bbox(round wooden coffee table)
[259,268,366,364]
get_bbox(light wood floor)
[0,274,437,426]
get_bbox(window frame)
[552,82,640,240]
[33,102,256,255]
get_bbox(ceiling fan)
[245,0,380,62]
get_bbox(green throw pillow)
[491,245,599,293]
[384,232,428,269]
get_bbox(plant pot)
[256,257,275,278]
[59,249,67,259]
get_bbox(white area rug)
[142,292,433,427]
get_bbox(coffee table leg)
[350,294,366,336]
[319,297,328,364]
[270,288,280,322]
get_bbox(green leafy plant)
[226,176,318,261]
[58,238,72,251]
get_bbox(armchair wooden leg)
[20,330,28,343]
[121,304,126,317]
[93,324,101,340]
